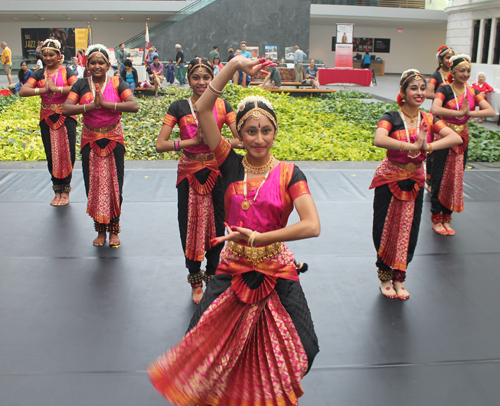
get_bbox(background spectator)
[175,44,186,85]
[70,57,84,78]
[471,72,494,123]
[293,45,307,82]
[121,59,139,93]
[304,59,319,89]
[208,46,219,64]
[362,49,371,69]
[166,60,176,85]
[15,61,32,93]
[1,41,13,86]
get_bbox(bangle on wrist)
[428,143,433,153]
[34,88,39,94]
[83,104,86,113]
[208,82,223,96]
[114,102,117,111]
[399,141,405,152]
[248,231,259,248]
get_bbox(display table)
[352,61,385,76]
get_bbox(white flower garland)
[400,69,421,80]
[85,44,108,56]
[237,95,274,112]
[449,54,470,66]
[42,38,62,49]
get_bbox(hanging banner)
[335,23,354,68]
[22,28,84,61]
[75,28,92,52]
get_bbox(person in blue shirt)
[238,41,252,86]
[15,61,32,93]
[362,50,371,69]
[304,59,319,89]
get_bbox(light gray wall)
[149,0,312,62]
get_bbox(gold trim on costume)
[228,241,283,264]
[389,160,422,171]
[443,121,466,134]
[84,122,119,133]
[183,150,214,161]
[452,60,470,72]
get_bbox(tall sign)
[335,24,354,68]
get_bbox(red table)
[318,68,372,86]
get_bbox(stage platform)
[1,161,500,406]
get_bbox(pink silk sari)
[83,80,123,224]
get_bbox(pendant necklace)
[451,83,467,117]
[188,96,199,126]
[241,154,275,210]
[399,110,421,159]
[401,108,418,125]
[45,67,59,102]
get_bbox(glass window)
[471,20,480,63]
[482,19,492,64]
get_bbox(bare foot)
[442,222,456,236]
[192,286,203,304]
[109,233,121,247]
[50,193,61,206]
[58,192,70,206]
[478,118,483,123]
[93,231,106,247]
[379,281,398,299]
[432,222,448,235]
[393,281,410,300]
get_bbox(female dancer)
[430,55,494,236]
[149,55,320,406]
[425,45,454,191]
[62,44,138,247]
[19,39,78,206]
[371,69,462,300]
[155,57,240,304]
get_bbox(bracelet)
[83,104,86,113]
[248,231,259,248]
[114,102,117,111]
[174,140,180,151]
[208,82,223,96]
[428,142,433,153]
[399,142,405,152]
[59,87,63,94]
[35,88,39,94]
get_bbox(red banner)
[335,44,353,68]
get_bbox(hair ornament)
[449,54,471,71]
[435,45,453,60]
[187,57,213,78]
[236,95,274,112]
[41,39,62,52]
[399,69,423,88]
[85,44,110,64]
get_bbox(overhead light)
[94,17,97,20]
[67,17,71,20]
[41,17,44,20]
[147,17,150,20]
[120,17,124,20]
[397,29,403,33]
[13,17,17,20]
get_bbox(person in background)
[471,72,494,123]
[1,41,13,86]
[227,48,235,62]
[237,41,252,86]
[166,59,175,85]
[121,59,139,93]
[304,59,319,89]
[15,61,32,93]
[70,57,84,78]
[208,45,219,64]
[212,56,223,76]
[430,54,494,236]
[259,57,281,88]
[147,47,159,66]
[293,44,307,82]
[362,49,371,69]
[175,44,186,86]
[116,43,127,74]
[149,55,164,97]
[19,39,78,206]
[33,56,43,71]
[77,49,85,66]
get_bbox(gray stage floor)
[1,162,500,406]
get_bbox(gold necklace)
[241,167,271,210]
[451,83,465,95]
[401,108,418,125]
[242,154,274,174]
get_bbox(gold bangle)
[248,231,259,248]
[59,87,63,94]
[428,143,433,153]
[114,102,117,111]
[35,88,39,94]
[83,104,86,113]
[399,142,405,152]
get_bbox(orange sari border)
[369,157,425,191]
[67,92,79,103]
[80,121,125,151]
[176,152,221,187]
[120,88,133,100]
[162,113,177,128]
[226,110,236,125]
[213,136,232,166]
[377,120,392,132]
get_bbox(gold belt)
[444,121,466,134]
[84,121,119,133]
[228,241,283,264]
[183,150,214,161]
[41,102,64,110]
[390,160,422,172]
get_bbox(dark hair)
[213,45,218,49]
[87,46,110,65]
[236,99,278,133]
[124,59,132,67]
[18,61,29,83]
[41,40,61,55]
[119,43,124,47]
[153,55,159,60]
[187,57,214,79]
[228,48,234,55]
[435,45,454,71]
